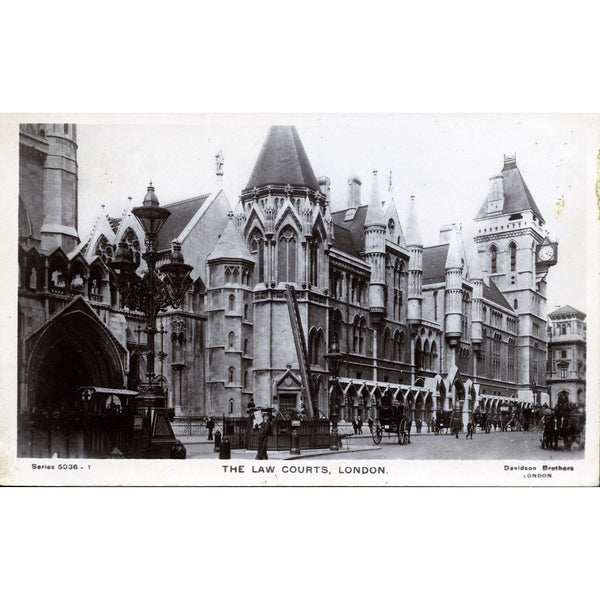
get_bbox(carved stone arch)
[48,248,70,290]
[274,205,303,232]
[243,206,266,237]
[94,233,115,263]
[24,246,44,291]
[310,209,328,241]
[24,297,127,414]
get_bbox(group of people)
[352,416,364,434]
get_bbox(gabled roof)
[483,279,513,312]
[207,216,254,262]
[548,305,586,319]
[245,126,320,191]
[475,158,544,222]
[331,223,361,258]
[422,244,449,284]
[331,204,368,256]
[157,194,210,251]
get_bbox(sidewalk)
[178,434,383,459]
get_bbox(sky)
[77,114,596,312]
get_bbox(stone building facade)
[18,122,559,453]
[546,306,586,407]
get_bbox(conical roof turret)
[207,212,253,262]
[445,226,463,270]
[405,195,423,247]
[245,126,319,191]
[365,170,386,226]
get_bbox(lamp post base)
[329,422,339,451]
[136,384,179,459]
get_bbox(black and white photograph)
[3,113,597,485]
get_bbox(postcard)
[2,113,598,486]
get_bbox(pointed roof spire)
[405,195,423,246]
[245,126,319,191]
[207,211,253,262]
[445,226,463,270]
[475,155,545,222]
[365,170,385,226]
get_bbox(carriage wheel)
[372,422,382,445]
[398,418,409,445]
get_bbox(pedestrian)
[367,417,374,434]
[256,413,272,460]
[466,419,474,439]
[416,418,422,433]
[206,416,214,441]
[357,416,363,434]
[352,417,358,435]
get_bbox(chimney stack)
[345,175,362,221]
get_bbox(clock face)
[538,245,555,261]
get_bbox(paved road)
[183,430,585,460]
[309,430,585,460]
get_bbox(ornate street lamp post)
[324,334,344,451]
[110,183,193,457]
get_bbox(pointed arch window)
[243,338,249,355]
[228,294,235,312]
[490,245,498,273]
[383,328,391,360]
[431,341,438,370]
[415,338,423,370]
[309,239,320,287]
[228,366,235,384]
[393,330,402,362]
[509,242,517,272]
[278,227,297,283]
[228,331,235,348]
[122,227,141,266]
[250,231,265,283]
[94,234,115,264]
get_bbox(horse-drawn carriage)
[432,409,452,435]
[372,402,411,445]
[541,402,585,451]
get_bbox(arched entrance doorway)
[20,297,128,457]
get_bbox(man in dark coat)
[206,417,215,441]
[256,414,272,460]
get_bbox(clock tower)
[473,154,557,399]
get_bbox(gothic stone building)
[546,305,586,407]
[18,123,558,455]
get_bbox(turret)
[444,226,463,346]
[406,195,423,323]
[364,170,386,322]
[467,236,484,348]
[40,123,79,253]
